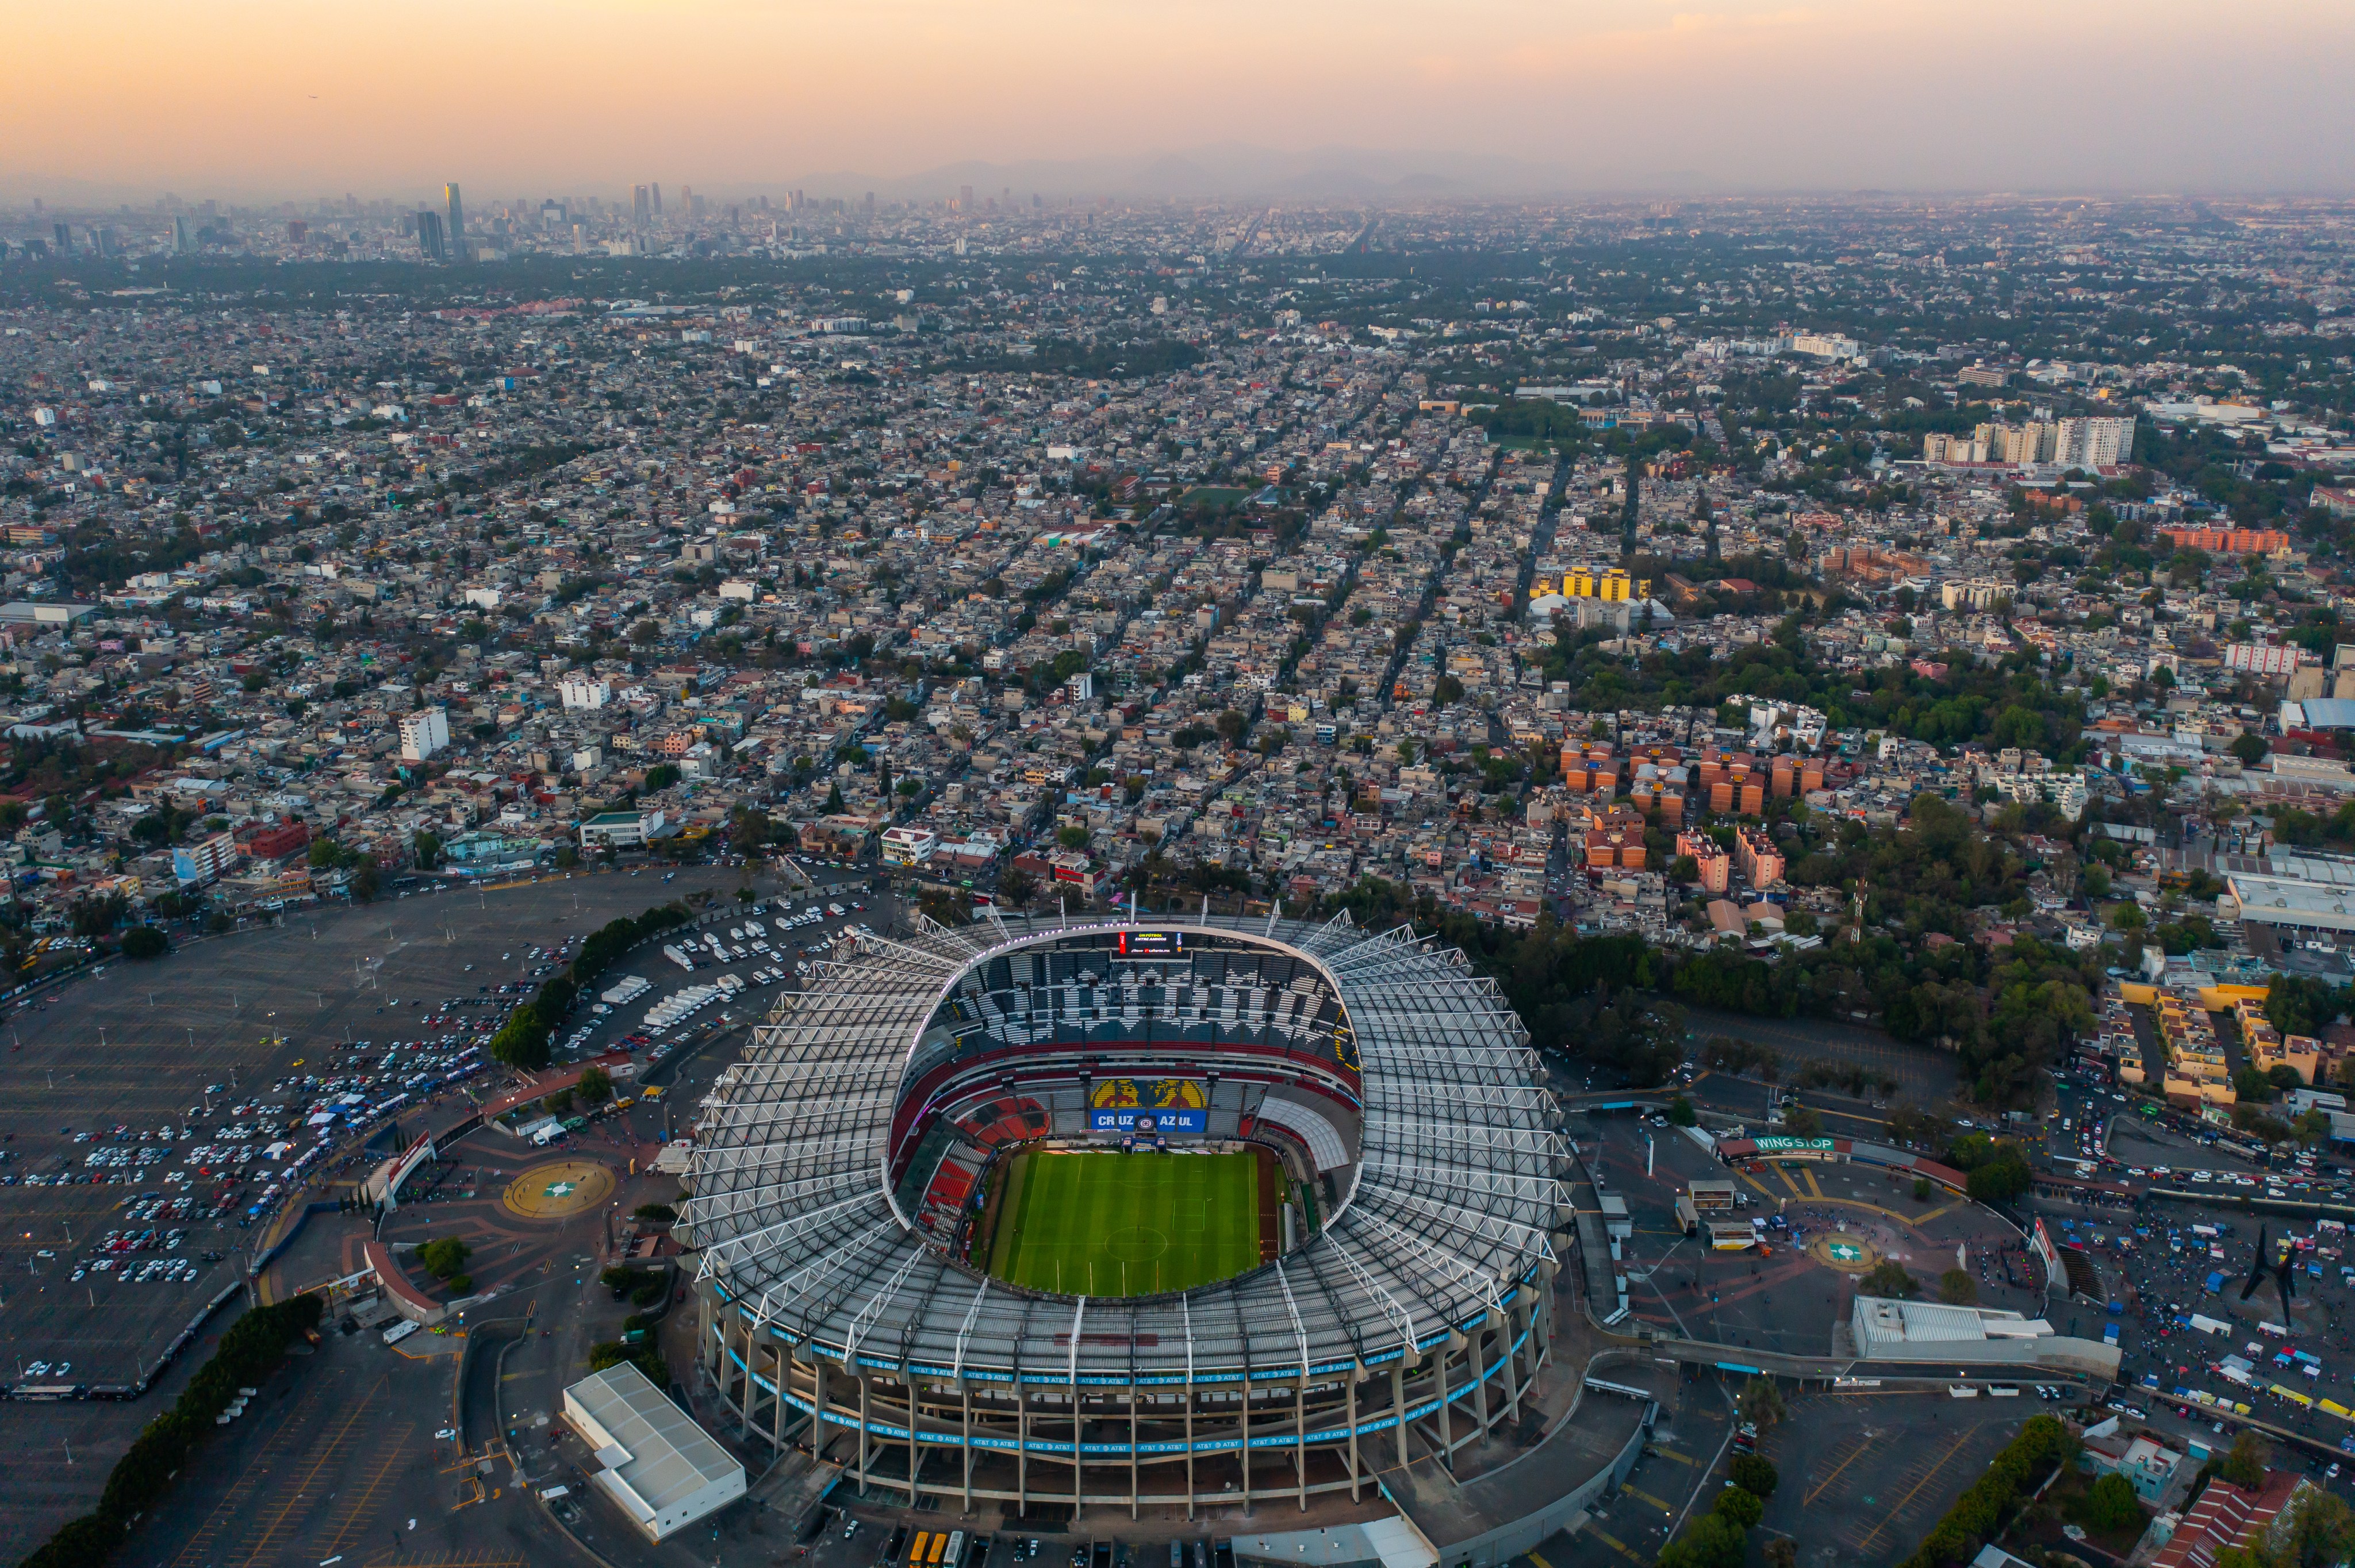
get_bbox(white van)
[383,1319,421,1346]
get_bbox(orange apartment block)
[2157,526,2292,557]
[1769,758,1823,798]
[1585,805,1650,871]
[1675,831,1729,893]
[1735,827,1785,890]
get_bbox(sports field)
[987,1150,1263,1297]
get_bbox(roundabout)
[501,1158,616,1220]
[1809,1231,1882,1273]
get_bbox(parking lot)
[0,861,766,1551]
[1750,1389,2033,1563]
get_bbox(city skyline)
[7,0,2355,202]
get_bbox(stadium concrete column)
[1435,1342,1455,1470]
[1294,1378,1307,1511]
[1501,1300,1525,1423]
[1015,1382,1029,1512]
[730,1316,753,1429]
[769,1340,790,1450]
[1129,1383,1140,1519]
[1471,1323,1491,1436]
[697,1285,717,1389]
[1238,1383,1252,1507]
[857,1372,872,1485]
[1391,1363,1408,1472]
[812,1358,829,1465]
[1183,1390,1195,1518]
[960,1382,973,1510]
[906,1371,920,1504]
[1345,1374,1360,1501]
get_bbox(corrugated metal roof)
[564,1362,741,1520]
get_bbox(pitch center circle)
[1104,1225,1170,1262]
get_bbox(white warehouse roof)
[2227,873,2355,933]
[562,1361,745,1540]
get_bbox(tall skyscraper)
[416,209,446,262]
[633,185,651,225]
[172,215,195,254]
[650,182,663,216]
[444,182,466,240]
[52,221,70,251]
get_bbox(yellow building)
[1538,567,1651,604]
[2232,997,2320,1086]
[2157,994,2235,1107]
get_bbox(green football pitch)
[987,1150,1263,1297]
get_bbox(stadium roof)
[682,910,1563,1383]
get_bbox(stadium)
[684,909,1564,1518]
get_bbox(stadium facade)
[683,909,1564,1516]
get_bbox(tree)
[489,1004,551,1070]
[577,1066,613,1106]
[1782,1103,1825,1137]
[1938,1268,1978,1305]
[69,891,129,937]
[1667,1095,1697,1127]
[412,829,444,871]
[2219,1429,2270,1489]
[418,1236,470,1281]
[1736,1375,1789,1431]
[2229,731,2270,767]
[120,925,168,960]
[2079,1470,2143,1534]
[1860,1260,1917,1298]
[1729,1454,1778,1497]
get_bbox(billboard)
[2031,1215,2063,1285]
[1749,1136,1836,1155]
[1090,1078,1207,1135]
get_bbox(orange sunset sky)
[5,0,2353,201]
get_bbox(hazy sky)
[8,0,2355,202]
